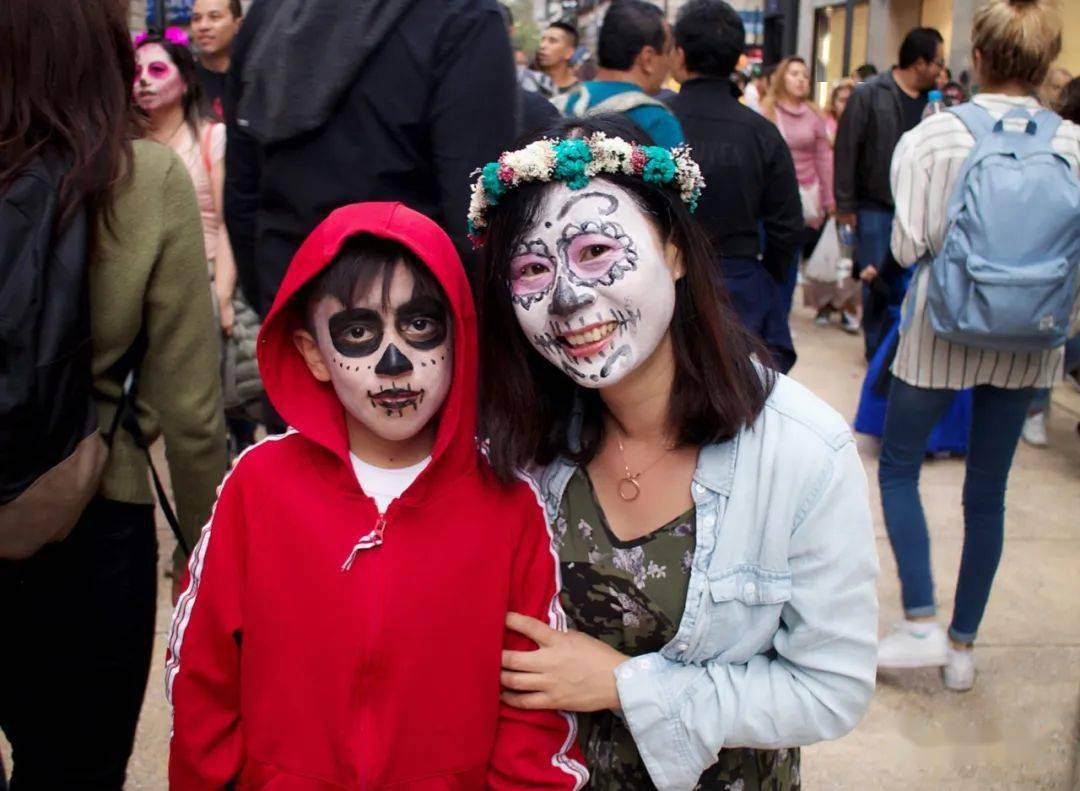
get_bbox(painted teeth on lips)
[560,322,617,348]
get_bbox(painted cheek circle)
[510,256,555,296]
[567,234,623,280]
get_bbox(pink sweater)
[775,102,835,212]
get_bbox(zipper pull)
[341,516,388,571]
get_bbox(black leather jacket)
[834,71,909,213]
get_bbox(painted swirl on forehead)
[509,238,555,311]
[557,219,638,288]
[556,190,619,220]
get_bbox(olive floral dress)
[555,469,800,790]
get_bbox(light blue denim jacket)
[529,375,879,790]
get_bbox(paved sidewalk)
[3,303,1077,789]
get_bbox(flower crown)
[466,133,705,247]
[133,27,190,48]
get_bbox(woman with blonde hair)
[825,77,855,145]
[878,0,1080,690]
[762,56,835,315]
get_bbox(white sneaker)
[942,645,976,691]
[841,311,860,334]
[1021,411,1048,447]
[877,620,948,669]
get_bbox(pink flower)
[630,147,647,175]
[498,164,516,184]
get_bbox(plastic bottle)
[923,89,945,119]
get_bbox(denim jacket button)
[678,642,689,652]
[694,484,706,496]
[619,667,635,680]
[743,581,756,597]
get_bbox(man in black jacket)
[834,27,943,358]
[670,0,802,372]
[224,0,517,318]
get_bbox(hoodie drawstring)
[341,516,388,571]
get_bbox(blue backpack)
[926,103,1080,352]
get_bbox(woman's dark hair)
[135,34,205,139]
[0,0,137,233]
[1059,77,1080,125]
[477,114,774,482]
[674,0,745,79]
[598,0,666,71]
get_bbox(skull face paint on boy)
[304,264,453,443]
[134,43,185,114]
[508,182,680,387]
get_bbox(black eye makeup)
[395,296,448,351]
[328,308,383,358]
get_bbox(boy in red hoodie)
[166,203,588,789]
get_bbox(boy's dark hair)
[674,0,745,79]
[598,0,666,71]
[854,63,878,80]
[302,235,447,328]
[548,20,579,48]
[898,27,943,70]
[477,113,774,483]
[228,0,242,18]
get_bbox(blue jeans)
[879,378,1035,643]
[857,208,894,359]
[1029,334,1080,412]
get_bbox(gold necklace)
[613,432,674,502]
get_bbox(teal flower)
[481,161,506,202]
[641,146,676,185]
[553,138,592,190]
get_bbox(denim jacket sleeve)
[613,438,878,790]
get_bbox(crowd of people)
[0,0,1077,788]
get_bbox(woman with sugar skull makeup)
[136,31,261,484]
[475,116,878,791]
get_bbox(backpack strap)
[948,102,995,140]
[1028,108,1063,144]
[199,123,218,180]
[590,90,666,116]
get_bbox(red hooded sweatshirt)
[166,203,588,790]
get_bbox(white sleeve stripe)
[516,469,590,790]
[164,429,298,703]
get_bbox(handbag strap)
[102,332,190,556]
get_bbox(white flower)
[502,140,557,183]
[587,133,635,177]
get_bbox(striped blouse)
[889,94,1080,390]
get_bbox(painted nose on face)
[374,343,413,377]
[549,276,596,317]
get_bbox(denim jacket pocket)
[695,564,792,662]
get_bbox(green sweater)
[91,140,227,553]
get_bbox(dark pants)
[0,498,158,789]
[856,208,894,359]
[720,257,796,373]
[879,379,1035,643]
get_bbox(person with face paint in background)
[190,0,243,121]
[475,115,878,790]
[136,32,259,492]
[136,32,237,342]
[167,202,589,790]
